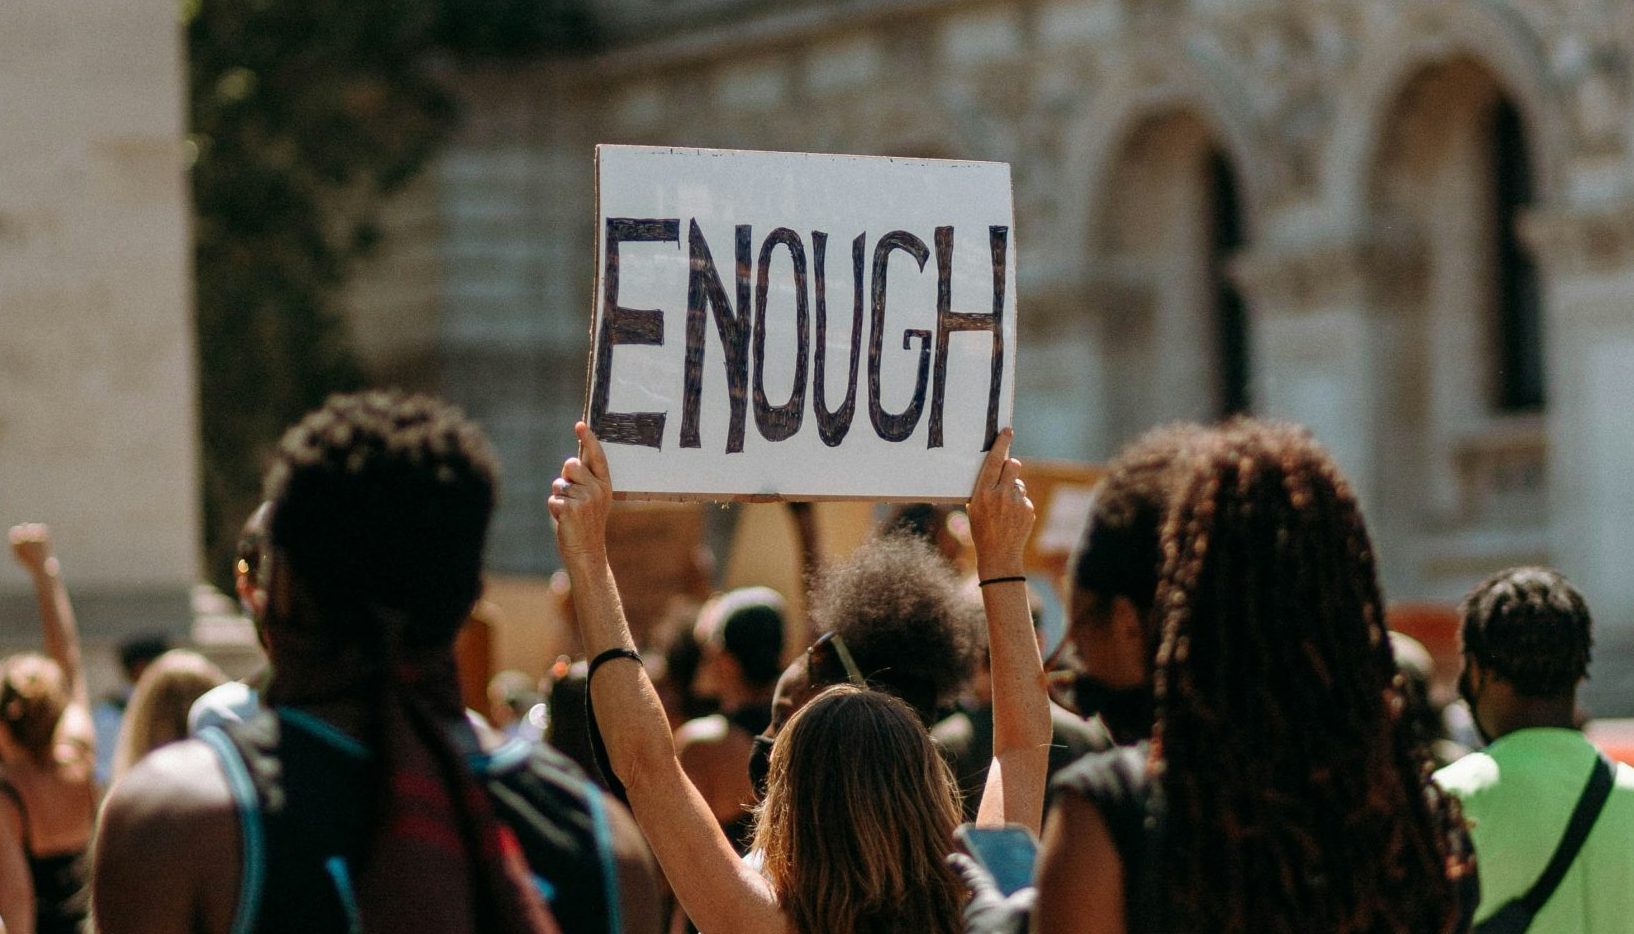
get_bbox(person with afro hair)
[801,533,982,724]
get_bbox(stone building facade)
[348,0,1634,705]
[0,0,198,642]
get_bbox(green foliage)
[189,0,595,586]
[436,0,599,57]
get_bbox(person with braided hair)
[94,391,659,934]
[1435,567,1634,931]
[1033,418,1474,933]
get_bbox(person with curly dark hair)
[95,391,658,934]
[805,532,982,722]
[1033,418,1474,933]
[1435,567,1634,931]
[742,531,984,807]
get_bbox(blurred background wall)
[0,0,199,650]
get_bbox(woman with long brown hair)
[108,649,227,785]
[549,423,1049,934]
[0,525,97,934]
[1034,419,1473,933]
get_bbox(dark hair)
[807,534,979,723]
[882,504,952,545]
[662,613,717,723]
[1390,632,1444,759]
[1152,419,1467,933]
[117,634,172,680]
[1071,423,1208,618]
[236,501,272,582]
[1460,566,1592,697]
[264,390,498,648]
[717,587,787,688]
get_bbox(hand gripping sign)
[585,145,1018,501]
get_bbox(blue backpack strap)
[198,725,265,934]
[324,856,362,934]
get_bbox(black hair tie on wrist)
[587,647,642,684]
[978,575,1027,588]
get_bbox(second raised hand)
[968,429,1034,579]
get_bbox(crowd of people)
[1,388,1630,933]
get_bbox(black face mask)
[1071,674,1154,745]
[748,733,775,800]
[1457,669,1494,747]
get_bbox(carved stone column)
[1521,202,1634,636]
[1231,235,1424,510]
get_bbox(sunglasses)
[807,631,866,690]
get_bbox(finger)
[562,458,595,486]
[945,853,999,897]
[997,456,1023,487]
[576,422,611,482]
[551,477,572,497]
[976,428,1013,491]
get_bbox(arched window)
[1492,97,1543,411]
[1210,148,1251,416]
[1093,112,1251,451]
[1367,58,1549,601]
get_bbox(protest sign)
[586,145,1018,501]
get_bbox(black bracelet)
[978,575,1027,588]
[587,647,642,684]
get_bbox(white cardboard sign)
[586,145,1017,501]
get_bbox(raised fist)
[9,523,56,576]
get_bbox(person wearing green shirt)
[1435,566,1634,932]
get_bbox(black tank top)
[202,708,623,934]
[0,775,90,934]
[1050,743,1479,932]
[1049,743,1164,928]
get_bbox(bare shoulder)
[96,738,241,934]
[1033,793,1125,934]
[104,738,234,820]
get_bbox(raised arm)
[966,431,1050,833]
[548,423,787,934]
[9,525,90,725]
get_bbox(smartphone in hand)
[954,823,1039,896]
